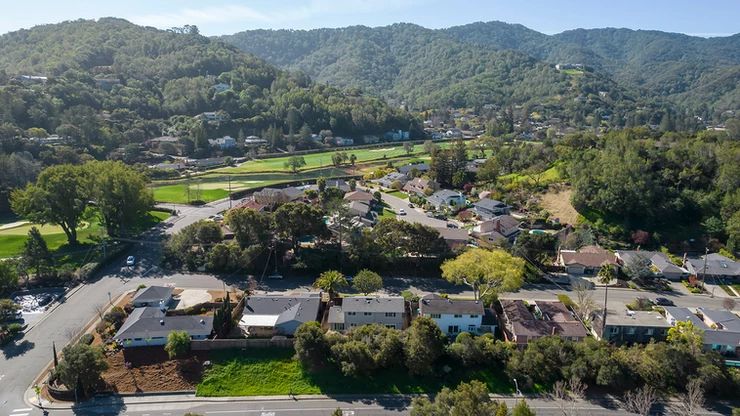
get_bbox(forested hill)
[221,22,739,117]
[0,18,416,148]
[219,24,634,112]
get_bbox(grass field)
[197,348,515,397]
[0,210,169,258]
[499,164,561,187]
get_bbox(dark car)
[446,223,458,228]
[654,297,674,306]
[38,294,53,306]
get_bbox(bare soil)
[101,346,208,393]
[540,188,580,225]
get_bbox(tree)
[349,154,357,166]
[348,179,357,191]
[273,203,328,248]
[477,158,499,183]
[441,248,525,301]
[294,321,328,370]
[403,142,414,156]
[0,261,18,294]
[22,226,54,279]
[597,263,616,337]
[667,320,704,357]
[404,316,445,376]
[573,281,596,323]
[165,330,191,359]
[11,164,89,245]
[54,343,108,395]
[410,380,499,416]
[352,269,383,294]
[313,270,348,299]
[225,208,272,249]
[85,161,154,236]
[512,400,536,416]
[213,292,234,338]
[675,378,705,416]
[623,256,653,281]
[0,298,20,322]
[623,385,658,416]
[330,408,343,416]
[284,156,306,174]
[317,177,327,194]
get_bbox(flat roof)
[603,309,672,327]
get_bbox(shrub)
[78,333,94,345]
[557,294,575,309]
[6,322,23,335]
[401,290,420,303]
[165,330,191,359]
[103,307,127,329]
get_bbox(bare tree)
[675,379,705,416]
[623,385,658,416]
[722,297,736,311]
[552,380,569,416]
[568,376,587,416]
[573,281,596,322]
[94,303,107,320]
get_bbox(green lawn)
[499,164,561,187]
[384,190,407,199]
[197,348,514,397]
[0,210,168,259]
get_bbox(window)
[385,324,397,329]
[385,312,396,317]
[348,312,356,316]
[430,313,441,319]
[645,328,654,336]
[467,325,477,332]
[610,327,619,334]
[469,314,479,318]
[453,314,463,318]
[627,327,636,335]
[448,325,460,333]
[364,312,372,316]
[349,323,357,328]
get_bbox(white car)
[398,208,406,216]
[126,256,136,267]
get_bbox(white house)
[419,294,484,336]
[114,307,213,347]
[208,136,236,150]
[335,137,354,146]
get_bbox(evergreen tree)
[23,226,53,279]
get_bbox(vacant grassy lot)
[197,348,514,396]
[499,164,561,187]
[540,188,579,225]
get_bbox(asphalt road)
[377,191,450,228]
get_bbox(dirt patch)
[540,188,580,225]
[102,346,208,393]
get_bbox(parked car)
[38,294,53,307]
[398,209,406,216]
[126,256,136,266]
[446,223,458,228]
[426,212,434,218]
[654,297,674,306]
[408,203,415,208]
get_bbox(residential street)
[373,189,451,228]
[1,196,737,416]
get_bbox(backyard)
[196,348,516,396]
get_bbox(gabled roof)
[434,227,468,242]
[699,308,740,332]
[398,163,429,174]
[560,246,617,268]
[132,286,173,304]
[474,198,509,211]
[240,294,321,328]
[616,250,687,275]
[686,253,740,277]
[500,299,587,339]
[428,190,463,206]
[114,307,213,341]
[663,306,709,329]
[420,294,484,315]
[344,190,374,202]
[341,296,405,313]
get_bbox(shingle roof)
[242,294,321,326]
[560,247,617,268]
[500,300,588,339]
[132,286,173,304]
[699,308,740,332]
[434,227,468,241]
[344,190,375,202]
[686,253,740,277]
[474,198,509,211]
[114,307,212,341]
[428,190,463,207]
[616,250,687,275]
[398,163,429,174]
[663,306,709,329]
[420,294,484,315]
[341,296,405,313]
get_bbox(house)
[253,187,304,206]
[114,307,213,347]
[208,136,236,150]
[335,137,354,146]
[146,135,180,149]
[403,177,438,197]
[384,130,410,141]
[591,308,671,345]
[434,227,469,250]
[213,83,231,94]
[348,201,372,218]
[665,307,740,356]
[243,136,267,147]
[328,296,406,332]
[419,294,485,336]
[398,163,430,177]
[231,197,267,212]
[131,286,174,309]
[344,190,375,203]
[152,162,187,171]
[238,294,322,337]
[499,300,588,347]
[473,198,511,220]
[557,245,618,275]
[197,111,227,123]
[466,159,487,173]
[445,128,463,138]
[306,179,351,193]
[362,135,380,144]
[472,215,521,244]
[427,190,466,210]
[684,253,740,282]
[377,172,408,189]
[615,250,689,281]
[186,157,227,169]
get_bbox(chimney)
[551,326,557,335]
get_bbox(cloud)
[128,0,425,31]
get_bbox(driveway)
[379,191,449,228]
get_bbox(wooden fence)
[191,337,294,351]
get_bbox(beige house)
[328,296,406,331]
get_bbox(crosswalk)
[9,407,31,416]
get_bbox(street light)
[513,378,522,397]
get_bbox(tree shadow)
[0,339,35,358]
[70,393,126,415]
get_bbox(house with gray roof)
[376,172,408,189]
[131,286,174,309]
[472,215,521,244]
[419,294,485,336]
[114,307,213,347]
[328,296,406,332]
[664,307,740,356]
[398,163,429,176]
[473,198,511,220]
[615,250,688,280]
[684,253,740,282]
[591,308,671,345]
[427,190,466,210]
[238,294,321,337]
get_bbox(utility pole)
[228,175,232,209]
[701,247,709,290]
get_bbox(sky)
[0,0,738,37]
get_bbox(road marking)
[11,408,32,412]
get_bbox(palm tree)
[597,262,617,338]
[312,270,348,300]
